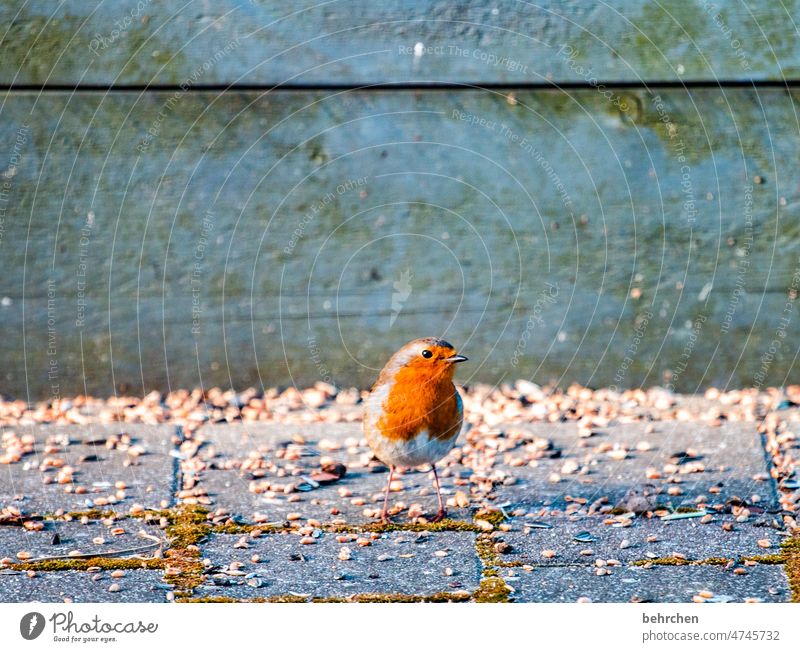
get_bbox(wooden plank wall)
[1,1,799,398]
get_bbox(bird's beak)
[445,354,468,363]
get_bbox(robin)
[363,338,467,522]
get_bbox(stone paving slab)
[497,516,785,566]
[494,422,776,511]
[1,424,176,514]
[0,521,166,560]
[195,531,480,598]
[502,564,791,603]
[0,569,169,602]
[192,423,470,523]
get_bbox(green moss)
[165,504,210,548]
[60,509,120,520]
[475,533,496,565]
[158,504,212,594]
[472,532,513,602]
[740,554,784,565]
[10,557,164,572]
[630,556,731,567]
[781,537,800,603]
[327,519,481,534]
[313,592,471,603]
[474,509,506,526]
[473,576,512,603]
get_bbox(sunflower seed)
[661,509,708,521]
[573,531,596,543]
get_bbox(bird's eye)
[421,349,433,359]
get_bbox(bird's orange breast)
[375,365,461,443]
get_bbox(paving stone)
[493,422,776,511]
[192,423,470,523]
[195,530,480,598]
[503,564,791,603]
[0,569,169,602]
[0,520,166,560]
[1,424,176,515]
[495,515,785,566]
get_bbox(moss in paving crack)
[474,530,513,602]
[474,576,512,603]
[328,518,481,534]
[781,537,800,603]
[164,504,210,548]
[178,592,470,603]
[630,556,731,567]
[474,531,521,569]
[740,554,784,564]
[321,591,471,603]
[9,557,164,572]
[161,504,210,593]
[473,509,505,527]
[64,509,121,521]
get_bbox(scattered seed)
[573,531,596,543]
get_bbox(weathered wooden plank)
[2,0,800,86]
[0,87,798,397]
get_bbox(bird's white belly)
[367,428,457,468]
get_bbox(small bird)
[363,338,467,522]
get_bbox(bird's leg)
[430,463,446,523]
[381,466,395,523]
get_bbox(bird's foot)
[430,508,446,523]
[380,511,392,524]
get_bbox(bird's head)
[379,337,467,384]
